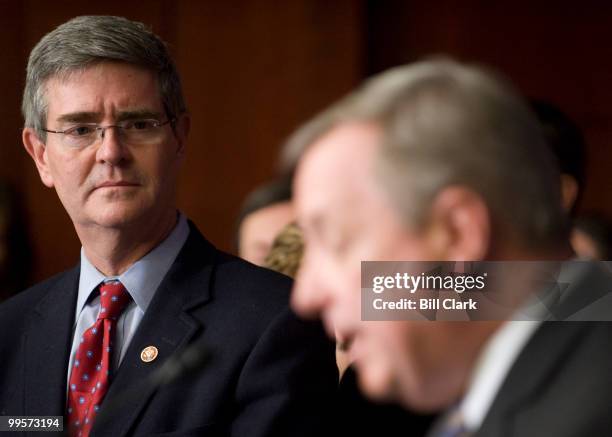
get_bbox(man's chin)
[81,205,150,230]
[356,362,437,412]
[355,358,398,403]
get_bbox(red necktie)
[67,281,131,437]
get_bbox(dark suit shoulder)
[479,322,612,437]
[0,267,78,328]
[181,222,293,316]
[212,250,293,314]
[0,266,79,415]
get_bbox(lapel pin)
[141,345,159,363]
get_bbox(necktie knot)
[98,281,131,320]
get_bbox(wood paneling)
[367,0,612,216]
[174,1,363,250]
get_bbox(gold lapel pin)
[141,346,159,363]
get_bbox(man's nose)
[96,127,128,165]
[291,263,332,319]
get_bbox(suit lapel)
[476,322,588,436]
[92,225,217,437]
[23,267,80,417]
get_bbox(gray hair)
[22,15,186,139]
[283,59,567,249]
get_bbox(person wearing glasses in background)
[0,15,337,437]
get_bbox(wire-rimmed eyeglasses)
[42,118,175,149]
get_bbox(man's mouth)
[95,181,139,189]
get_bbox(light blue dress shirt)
[66,213,190,391]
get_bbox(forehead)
[241,202,294,237]
[294,122,382,217]
[44,62,162,117]
[244,202,294,227]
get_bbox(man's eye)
[129,120,157,130]
[66,125,95,136]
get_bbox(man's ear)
[23,127,54,188]
[173,113,190,157]
[427,186,491,261]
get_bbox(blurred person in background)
[530,100,612,261]
[0,181,33,302]
[264,221,304,278]
[236,175,295,265]
[571,213,612,260]
[530,99,586,215]
[286,58,612,436]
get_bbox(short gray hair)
[283,59,567,249]
[22,15,186,139]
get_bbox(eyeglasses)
[42,118,175,149]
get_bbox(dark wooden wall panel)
[366,0,612,217]
[174,1,363,250]
[0,2,26,185]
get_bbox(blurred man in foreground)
[287,59,612,436]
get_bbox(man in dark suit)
[284,59,612,436]
[0,15,337,436]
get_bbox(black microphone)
[151,340,213,387]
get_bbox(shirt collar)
[459,320,541,431]
[76,213,190,317]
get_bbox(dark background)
[1,0,610,283]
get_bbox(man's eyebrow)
[55,112,100,124]
[54,110,165,124]
[116,110,164,121]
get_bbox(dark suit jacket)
[0,222,338,436]
[475,322,612,437]
[474,263,612,436]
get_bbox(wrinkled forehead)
[43,62,163,118]
[294,122,383,222]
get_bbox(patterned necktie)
[67,281,131,437]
